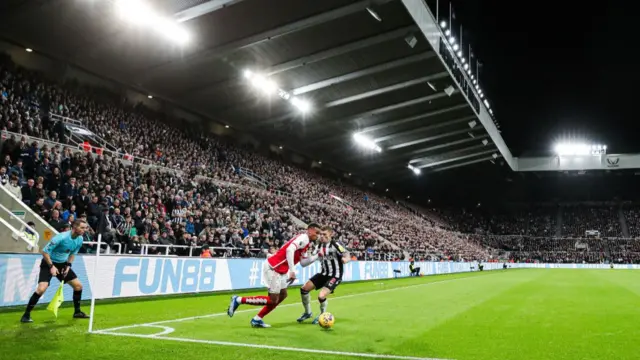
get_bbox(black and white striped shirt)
[319,241,347,279]
[171,208,187,224]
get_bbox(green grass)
[1,269,639,360]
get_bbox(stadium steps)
[0,185,51,253]
[555,206,563,237]
[618,206,630,238]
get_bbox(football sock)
[73,290,82,312]
[300,289,311,314]
[257,304,276,319]
[25,292,42,315]
[319,297,327,314]
[240,296,272,306]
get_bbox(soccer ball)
[318,312,335,329]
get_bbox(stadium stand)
[0,56,487,261]
[3,55,640,264]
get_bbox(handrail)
[50,113,83,126]
[0,215,38,251]
[140,244,264,257]
[1,130,184,176]
[83,241,122,255]
[0,202,40,247]
[0,173,59,237]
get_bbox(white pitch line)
[94,273,491,334]
[96,331,452,360]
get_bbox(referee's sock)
[73,290,82,313]
[24,292,42,315]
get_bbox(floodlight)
[353,133,382,152]
[366,7,382,22]
[555,143,591,156]
[157,18,190,44]
[243,69,253,79]
[116,0,153,25]
[473,79,477,85]
[407,164,421,175]
[291,97,311,113]
[463,63,469,70]
[250,75,277,94]
[116,0,190,45]
[25,48,33,53]
[457,50,462,57]
[225,125,230,128]
[148,95,153,99]
[452,43,459,51]
[440,20,447,29]
[445,29,451,36]
[461,57,466,64]
[448,36,456,44]
[483,99,490,109]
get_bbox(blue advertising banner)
[1,254,638,307]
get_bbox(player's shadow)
[14,322,73,337]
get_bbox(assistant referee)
[21,220,90,323]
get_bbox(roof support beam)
[268,25,418,77]
[325,71,448,108]
[387,128,475,150]
[342,134,489,166]
[358,104,468,134]
[416,149,496,169]
[374,115,475,142]
[408,134,489,157]
[140,0,394,82]
[411,143,487,165]
[183,25,419,96]
[174,0,244,23]
[291,52,436,95]
[433,155,501,172]
[262,87,455,128]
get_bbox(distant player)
[227,223,321,328]
[297,226,350,324]
[21,220,90,323]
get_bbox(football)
[318,312,335,329]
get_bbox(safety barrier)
[1,254,637,307]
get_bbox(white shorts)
[262,261,289,293]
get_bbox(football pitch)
[1,269,639,360]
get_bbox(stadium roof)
[0,0,514,188]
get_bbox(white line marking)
[95,273,490,334]
[96,331,452,360]
[143,325,175,337]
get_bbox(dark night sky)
[447,0,639,156]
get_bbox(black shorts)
[38,260,78,284]
[309,273,342,293]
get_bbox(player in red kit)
[227,223,321,328]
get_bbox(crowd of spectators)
[0,56,487,261]
[561,205,622,238]
[436,207,556,237]
[623,206,640,238]
[5,55,640,264]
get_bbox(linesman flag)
[47,281,65,318]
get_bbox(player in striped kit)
[297,226,350,324]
